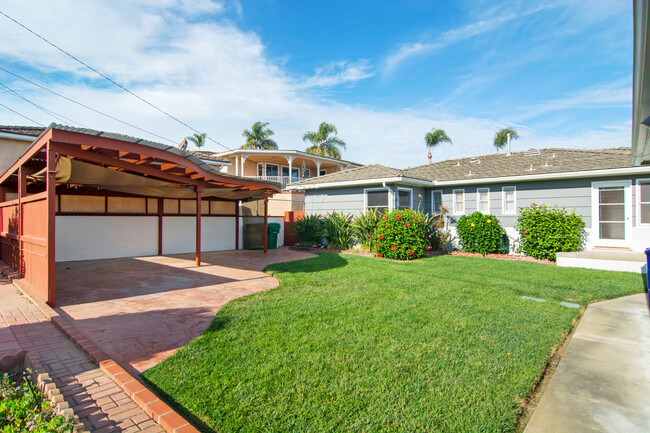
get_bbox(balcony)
[252,175,304,186]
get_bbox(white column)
[316,161,322,176]
[286,155,294,184]
[235,155,239,176]
[241,155,247,177]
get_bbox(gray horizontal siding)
[305,187,367,216]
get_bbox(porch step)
[556,250,646,273]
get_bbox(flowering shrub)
[455,212,507,255]
[516,204,586,261]
[373,209,427,260]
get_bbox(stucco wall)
[0,138,32,175]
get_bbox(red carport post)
[235,200,240,250]
[196,187,202,266]
[18,166,26,277]
[46,141,56,306]
[263,197,268,253]
[157,198,163,255]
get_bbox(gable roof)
[0,125,45,137]
[288,147,640,189]
[404,147,633,182]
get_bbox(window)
[502,186,516,214]
[477,188,490,213]
[638,180,650,225]
[257,163,264,177]
[319,169,327,176]
[431,190,443,216]
[265,163,279,177]
[452,189,465,215]
[303,168,311,179]
[397,188,412,210]
[365,188,389,213]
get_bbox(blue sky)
[0,0,632,167]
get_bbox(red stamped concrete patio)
[54,248,315,375]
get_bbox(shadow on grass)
[264,252,349,275]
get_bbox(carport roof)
[0,123,281,200]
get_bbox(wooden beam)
[46,140,56,307]
[158,198,163,255]
[196,187,202,266]
[264,197,268,254]
[235,200,239,250]
[161,163,179,171]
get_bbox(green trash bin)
[267,223,281,249]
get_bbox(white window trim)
[303,168,311,178]
[397,187,413,210]
[477,187,490,214]
[265,162,279,177]
[431,190,443,216]
[257,162,264,177]
[636,179,650,227]
[592,180,632,247]
[364,187,392,212]
[502,186,517,215]
[452,189,465,215]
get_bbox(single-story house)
[0,124,281,306]
[287,147,650,254]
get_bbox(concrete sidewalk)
[525,293,650,433]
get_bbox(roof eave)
[633,0,650,165]
[286,176,431,190]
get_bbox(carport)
[0,124,281,306]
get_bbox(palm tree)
[186,133,206,149]
[303,122,346,159]
[424,128,452,164]
[493,128,519,153]
[241,121,278,150]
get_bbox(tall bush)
[352,209,381,251]
[455,212,507,255]
[516,204,586,261]
[374,209,427,260]
[323,212,353,249]
[291,214,324,245]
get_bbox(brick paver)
[0,283,163,433]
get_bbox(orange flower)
[379,235,384,239]
[396,215,401,219]
[383,215,387,219]
[433,212,437,217]
[391,245,397,250]
[405,222,409,227]
[377,253,382,258]
[377,243,380,246]
[409,250,414,255]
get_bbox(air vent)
[524,148,541,157]
[469,157,480,163]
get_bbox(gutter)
[286,176,432,190]
[0,131,37,142]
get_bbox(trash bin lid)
[267,222,281,233]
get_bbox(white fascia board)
[286,176,431,190]
[433,166,650,186]
[202,159,231,166]
[0,132,36,142]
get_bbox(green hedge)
[516,204,586,261]
[455,212,507,255]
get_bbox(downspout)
[382,181,393,211]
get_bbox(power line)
[0,66,178,145]
[0,101,45,126]
[0,80,89,128]
[0,9,230,150]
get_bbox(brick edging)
[0,263,199,433]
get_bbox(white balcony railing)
[253,175,301,186]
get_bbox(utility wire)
[0,66,178,145]
[0,9,230,150]
[0,80,88,128]
[0,101,44,126]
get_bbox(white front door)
[591,180,632,248]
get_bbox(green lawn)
[143,254,644,433]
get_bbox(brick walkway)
[0,282,163,433]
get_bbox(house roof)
[404,147,634,182]
[216,148,362,167]
[0,125,46,137]
[289,147,639,189]
[188,150,229,163]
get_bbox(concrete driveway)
[54,248,315,375]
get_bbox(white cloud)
[382,4,558,77]
[0,0,632,168]
[298,60,373,89]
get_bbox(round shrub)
[373,209,427,260]
[455,212,507,255]
[516,203,586,261]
